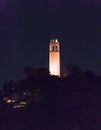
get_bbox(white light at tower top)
[55,39,58,42]
[50,39,58,43]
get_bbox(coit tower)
[49,39,60,76]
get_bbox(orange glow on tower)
[49,39,60,76]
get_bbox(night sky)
[0,0,101,86]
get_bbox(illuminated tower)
[49,39,60,76]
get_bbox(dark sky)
[0,0,101,86]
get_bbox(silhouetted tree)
[36,67,50,79]
[63,64,83,78]
[24,66,36,79]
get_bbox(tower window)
[50,46,59,51]
[55,46,59,51]
[50,46,54,51]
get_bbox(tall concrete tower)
[49,39,60,76]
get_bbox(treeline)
[0,65,101,130]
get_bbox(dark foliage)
[0,67,101,130]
